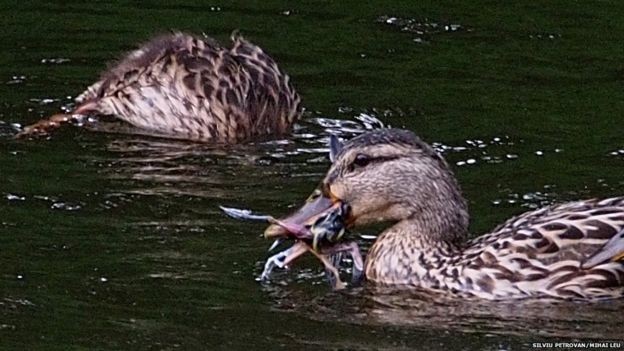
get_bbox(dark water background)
[1,1,624,350]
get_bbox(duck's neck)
[362,157,471,287]
[364,217,468,287]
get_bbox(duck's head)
[265,128,469,245]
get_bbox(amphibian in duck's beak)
[261,194,362,289]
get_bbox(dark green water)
[1,1,624,350]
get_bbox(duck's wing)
[75,32,301,142]
[228,33,301,137]
[18,33,227,139]
[463,197,624,299]
[582,229,624,268]
[78,33,244,141]
[471,197,624,258]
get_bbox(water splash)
[6,75,26,85]
[40,58,71,64]
[529,33,562,40]
[376,15,468,43]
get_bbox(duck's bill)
[264,190,342,239]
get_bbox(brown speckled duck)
[264,129,624,300]
[18,31,301,142]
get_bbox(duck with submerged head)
[18,31,301,142]
[264,128,624,300]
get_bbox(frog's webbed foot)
[259,248,288,281]
[259,241,309,281]
[260,241,349,290]
[323,241,364,285]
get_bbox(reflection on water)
[87,111,388,197]
[265,284,624,340]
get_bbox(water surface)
[2,1,624,350]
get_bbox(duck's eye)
[353,154,371,168]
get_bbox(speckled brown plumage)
[310,129,624,299]
[19,32,302,142]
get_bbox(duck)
[17,31,302,142]
[263,128,624,299]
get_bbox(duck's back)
[460,197,624,299]
[76,32,301,142]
